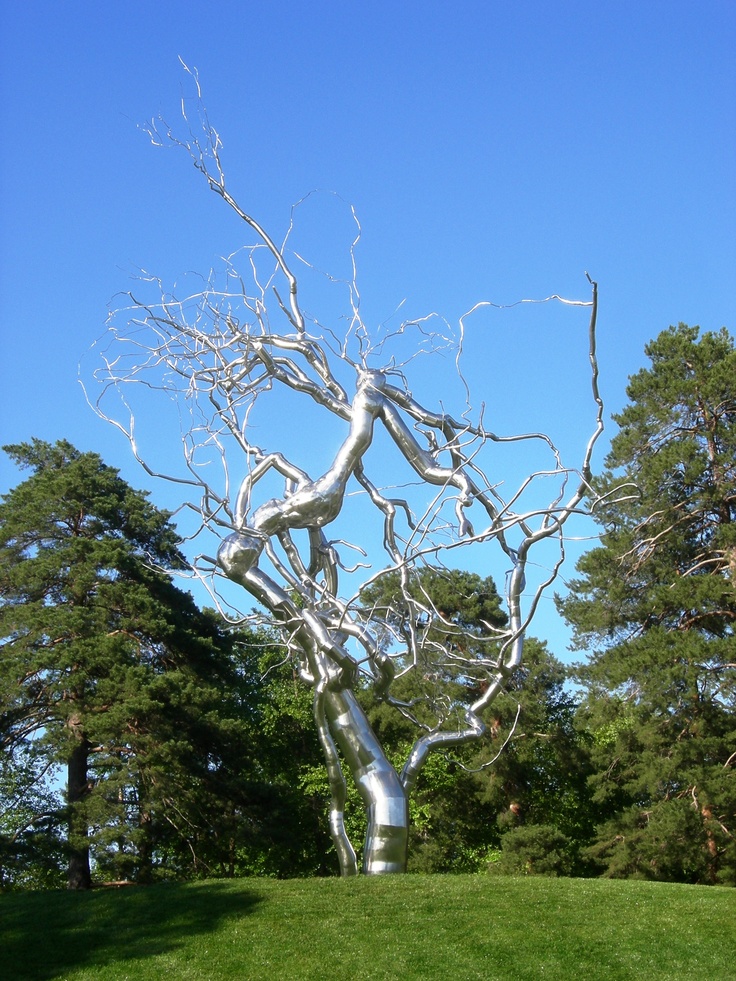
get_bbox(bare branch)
[87,72,606,874]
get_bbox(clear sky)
[1,1,734,656]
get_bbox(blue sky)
[1,1,734,655]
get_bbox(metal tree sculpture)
[92,72,606,875]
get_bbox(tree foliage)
[0,440,268,888]
[360,567,594,872]
[489,824,575,877]
[559,325,736,884]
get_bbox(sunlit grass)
[3,874,735,980]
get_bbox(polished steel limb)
[95,81,607,874]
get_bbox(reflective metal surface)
[215,298,601,873]
[95,90,606,874]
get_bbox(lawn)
[3,874,735,980]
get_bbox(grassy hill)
[3,874,735,980]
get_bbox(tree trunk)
[324,687,409,874]
[235,567,410,874]
[137,807,153,884]
[66,730,92,890]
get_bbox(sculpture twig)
[87,68,605,874]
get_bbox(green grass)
[3,875,735,980]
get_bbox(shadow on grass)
[2,880,262,980]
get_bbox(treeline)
[1,324,733,889]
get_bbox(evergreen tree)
[559,325,736,884]
[476,639,596,872]
[0,440,261,888]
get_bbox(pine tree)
[559,325,736,884]
[0,439,258,888]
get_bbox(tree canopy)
[0,440,265,888]
[359,568,594,873]
[559,325,736,884]
[3,321,734,889]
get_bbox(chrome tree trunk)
[95,75,607,874]
[323,687,408,874]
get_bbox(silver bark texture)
[89,67,610,874]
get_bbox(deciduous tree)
[359,567,594,872]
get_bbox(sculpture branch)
[87,72,607,874]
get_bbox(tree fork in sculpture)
[101,85,608,875]
[218,559,409,874]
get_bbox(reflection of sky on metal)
[88,236,600,661]
[91,249,599,685]
[2,3,734,660]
